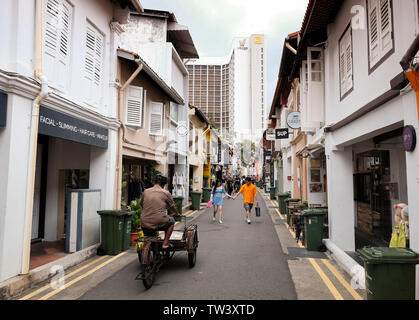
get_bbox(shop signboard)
[266,128,276,141]
[403,125,416,152]
[275,128,289,139]
[39,106,108,149]
[0,91,7,127]
[287,112,301,129]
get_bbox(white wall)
[325,144,355,251]
[44,138,91,241]
[325,0,417,126]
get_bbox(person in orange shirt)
[232,177,259,224]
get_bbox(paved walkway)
[13,189,365,300]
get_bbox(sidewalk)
[258,188,366,300]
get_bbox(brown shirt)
[140,185,175,229]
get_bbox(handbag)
[255,205,261,217]
[206,200,213,208]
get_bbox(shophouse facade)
[188,105,210,194]
[118,8,199,205]
[116,49,185,208]
[294,0,419,296]
[0,0,143,282]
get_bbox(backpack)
[389,222,407,248]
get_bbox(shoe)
[219,220,223,224]
[213,217,216,222]
[247,219,251,224]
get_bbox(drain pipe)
[22,0,50,274]
[114,59,143,208]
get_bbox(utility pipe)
[114,60,143,208]
[22,0,50,274]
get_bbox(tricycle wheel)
[188,249,196,268]
[141,248,156,290]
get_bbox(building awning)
[167,23,199,59]
[117,48,184,105]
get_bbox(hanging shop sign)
[275,128,289,139]
[0,91,7,127]
[266,128,276,141]
[287,112,301,129]
[403,125,416,152]
[39,106,108,149]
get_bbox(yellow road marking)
[308,258,344,300]
[321,259,364,300]
[186,210,198,217]
[19,255,108,300]
[275,208,284,220]
[38,252,128,300]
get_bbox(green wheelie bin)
[173,196,184,215]
[285,198,300,225]
[202,187,212,203]
[191,191,202,211]
[357,247,419,300]
[122,211,134,250]
[270,187,276,200]
[302,209,326,251]
[97,210,127,255]
[278,192,290,216]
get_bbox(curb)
[323,239,365,280]
[0,243,100,300]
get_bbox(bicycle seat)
[142,227,158,237]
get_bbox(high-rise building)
[187,34,267,143]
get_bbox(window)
[367,0,394,71]
[339,25,354,99]
[125,85,144,127]
[84,22,104,107]
[149,102,164,136]
[43,0,72,91]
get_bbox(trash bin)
[278,192,291,215]
[270,187,276,200]
[202,187,212,203]
[122,211,134,251]
[357,247,419,300]
[191,191,202,211]
[97,210,128,255]
[173,196,184,215]
[285,198,300,225]
[302,209,326,251]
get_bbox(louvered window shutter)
[125,85,143,127]
[149,102,164,136]
[339,38,346,95]
[84,24,104,106]
[340,28,353,97]
[379,0,392,54]
[368,0,380,67]
[44,0,72,90]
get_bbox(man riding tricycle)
[135,174,198,290]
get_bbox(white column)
[402,90,419,298]
[325,140,355,251]
[0,95,32,282]
[89,129,118,210]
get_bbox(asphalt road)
[79,192,298,300]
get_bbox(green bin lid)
[302,209,326,216]
[97,210,134,216]
[356,247,419,264]
[285,198,301,202]
[191,191,202,194]
[278,193,291,197]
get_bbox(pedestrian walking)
[232,177,259,224]
[209,179,232,224]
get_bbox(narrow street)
[15,189,364,301]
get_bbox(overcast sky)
[140,0,308,115]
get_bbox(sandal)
[162,243,174,250]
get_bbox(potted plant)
[128,199,142,246]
